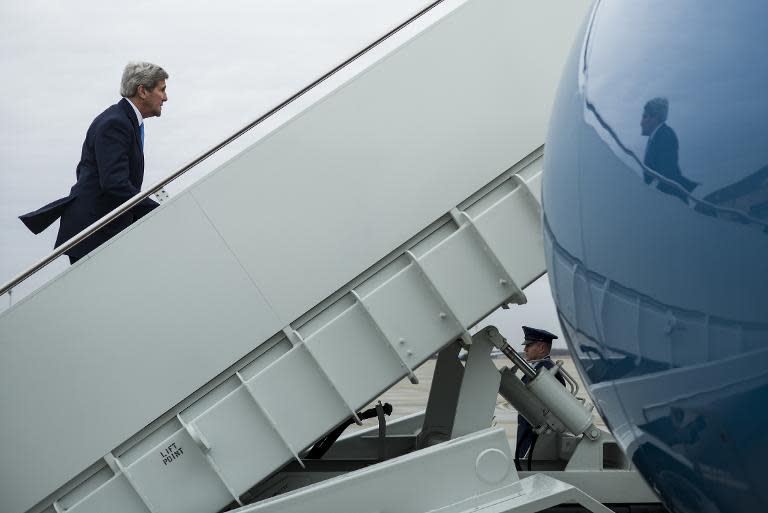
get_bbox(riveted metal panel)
[126,429,233,513]
[192,387,295,496]
[67,475,149,513]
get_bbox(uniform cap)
[522,326,558,345]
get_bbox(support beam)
[419,342,465,447]
[451,330,502,439]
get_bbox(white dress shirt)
[125,98,144,127]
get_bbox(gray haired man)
[20,62,169,263]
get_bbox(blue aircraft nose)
[543,2,768,512]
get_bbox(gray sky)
[0,0,565,347]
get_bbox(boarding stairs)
[0,1,663,513]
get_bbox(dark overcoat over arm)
[19,98,158,259]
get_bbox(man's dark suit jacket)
[20,98,158,260]
[516,356,566,458]
[643,123,699,202]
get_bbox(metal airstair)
[0,1,665,512]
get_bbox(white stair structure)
[0,2,657,513]
[235,428,613,513]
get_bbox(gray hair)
[120,61,168,97]
[644,97,669,122]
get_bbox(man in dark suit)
[641,97,698,202]
[516,326,566,463]
[19,62,168,264]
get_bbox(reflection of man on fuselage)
[19,62,168,264]
[641,97,698,202]
[515,326,565,462]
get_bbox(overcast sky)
[0,0,565,347]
